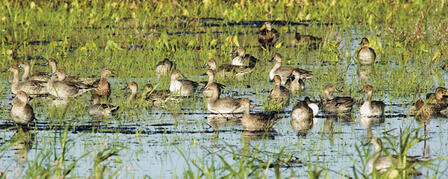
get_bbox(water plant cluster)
[0,0,447,178]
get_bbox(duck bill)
[269,58,275,62]
[260,24,266,30]
[231,50,238,55]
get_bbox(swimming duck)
[269,53,313,85]
[202,83,245,114]
[19,61,50,82]
[304,97,320,116]
[368,137,424,176]
[360,85,385,118]
[169,70,198,96]
[285,70,306,92]
[91,68,115,102]
[11,91,35,126]
[155,58,174,78]
[47,69,94,99]
[241,98,279,131]
[206,58,257,77]
[357,37,376,65]
[89,94,119,118]
[291,101,314,135]
[47,59,96,85]
[269,75,290,105]
[144,83,177,105]
[231,47,259,66]
[199,69,226,91]
[322,84,355,114]
[9,65,48,95]
[258,22,279,48]
[294,33,322,44]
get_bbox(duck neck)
[12,70,20,89]
[244,105,250,114]
[50,63,57,73]
[22,66,30,81]
[365,91,373,103]
[324,90,333,101]
[208,74,214,84]
[270,62,281,73]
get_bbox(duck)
[206,58,257,77]
[304,97,319,116]
[169,70,198,96]
[269,75,290,106]
[360,85,385,118]
[425,87,448,104]
[89,94,119,118]
[202,83,245,114]
[47,69,94,99]
[231,47,258,66]
[258,22,279,48]
[127,82,139,102]
[91,68,115,102]
[11,91,35,126]
[47,59,97,85]
[368,137,424,176]
[154,58,174,78]
[269,53,313,85]
[357,37,376,65]
[144,83,177,105]
[294,33,322,44]
[19,61,50,82]
[9,65,48,95]
[285,70,306,92]
[322,84,355,114]
[290,101,314,135]
[199,69,226,91]
[240,98,279,131]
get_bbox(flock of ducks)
[7,22,447,175]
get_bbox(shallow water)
[1,19,448,178]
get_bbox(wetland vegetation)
[1,0,448,178]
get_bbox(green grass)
[0,0,447,178]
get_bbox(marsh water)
[1,18,448,178]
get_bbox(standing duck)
[91,68,115,102]
[11,91,35,126]
[154,58,174,78]
[258,22,279,48]
[357,37,376,65]
[202,83,245,114]
[322,84,355,114]
[9,65,48,95]
[169,70,198,96]
[241,98,280,131]
[269,53,313,85]
[269,75,290,106]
